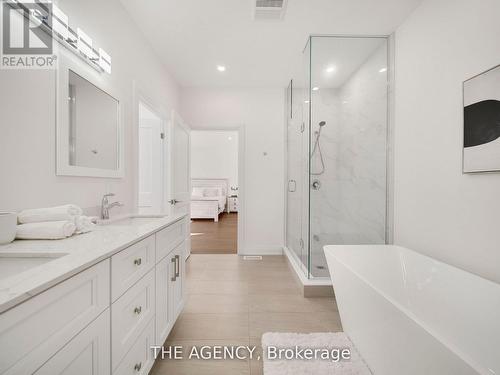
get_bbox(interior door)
[138,102,164,213]
[168,110,191,258]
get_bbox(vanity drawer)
[155,219,186,262]
[0,260,110,375]
[111,235,155,301]
[112,269,155,370]
[113,317,155,375]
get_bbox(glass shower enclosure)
[286,35,390,279]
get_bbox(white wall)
[394,0,500,283]
[181,88,285,254]
[191,131,239,190]
[0,0,179,214]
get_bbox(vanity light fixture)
[217,65,226,72]
[99,48,112,74]
[52,5,69,40]
[66,28,78,48]
[8,1,112,74]
[77,28,96,60]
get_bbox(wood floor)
[190,213,237,254]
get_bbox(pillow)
[203,188,221,197]
[192,187,204,197]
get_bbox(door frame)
[190,125,246,255]
[132,83,169,213]
[167,110,191,215]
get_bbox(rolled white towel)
[16,221,76,240]
[74,216,95,234]
[18,204,83,224]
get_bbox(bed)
[190,179,228,222]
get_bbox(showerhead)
[318,121,326,127]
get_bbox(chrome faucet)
[101,193,123,220]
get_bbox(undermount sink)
[105,217,160,226]
[97,214,166,226]
[0,252,68,281]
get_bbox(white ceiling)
[119,0,421,88]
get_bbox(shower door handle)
[288,180,297,192]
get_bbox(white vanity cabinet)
[34,309,111,375]
[111,269,155,371]
[155,219,186,261]
[0,260,110,375]
[154,220,187,346]
[111,235,156,302]
[113,318,156,375]
[155,254,174,345]
[0,216,188,375]
[155,241,186,346]
[169,241,186,321]
[112,219,186,373]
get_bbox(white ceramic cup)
[0,212,17,244]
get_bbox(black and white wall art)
[463,65,500,173]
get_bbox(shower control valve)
[312,180,321,190]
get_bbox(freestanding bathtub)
[324,245,500,375]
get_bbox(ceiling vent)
[253,0,288,20]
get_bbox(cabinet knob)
[134,362,142,371]
[134,258,142,266]
[133,306,142,315]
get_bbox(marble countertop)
[0,213,187,314]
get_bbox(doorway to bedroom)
[190,130,239,254]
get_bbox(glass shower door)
[308,36,389,277]
[285,39,313,276]
[286,80,309,274]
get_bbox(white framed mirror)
[56,54,124,178]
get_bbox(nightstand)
[227,196,238,213]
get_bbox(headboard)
[191,178,228,197]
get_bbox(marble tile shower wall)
[309,44,388,275]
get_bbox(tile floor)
[150,254,342,375]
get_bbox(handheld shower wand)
[311,121,326,176]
